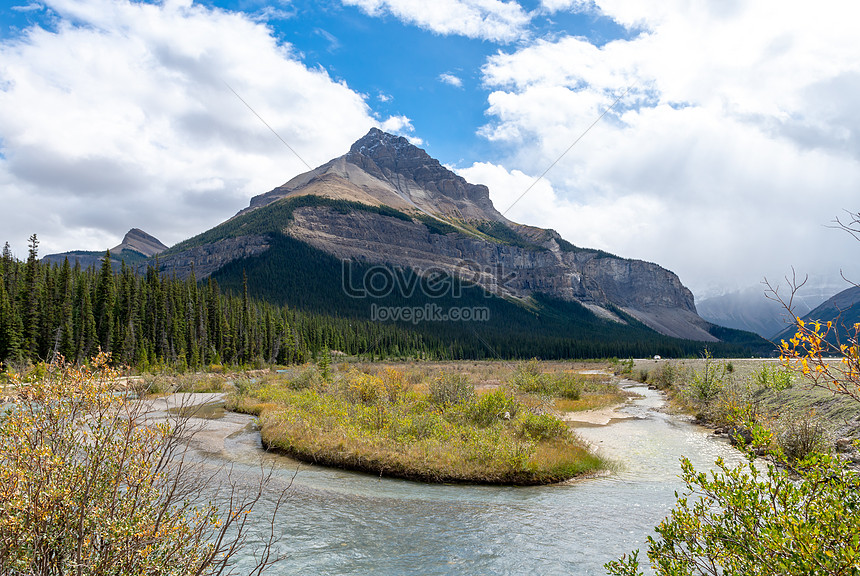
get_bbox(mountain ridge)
[42,228,167,269]
[773,284,860,344]
[151,128,734,343]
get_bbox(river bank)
[629,357,860,463]
[158,373,740,576]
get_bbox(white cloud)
[475,0,860,295]
[539,0,590,14]
[341,0,530,42]
[379,115,423,145]
[0,0,390,255]
[439,72,463,88]
[11,3,44,12]
[458,161,664,256]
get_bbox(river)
[183,381,741,575]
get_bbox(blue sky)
[1,0,859,299]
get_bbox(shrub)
[649,363,677,389]
[429,372,475,408]
[776,412,830,462]
[510,359,544,389]
[289,365,324,391]
[516,411,569,441]
[510,361,582,400]
[0,354,284,575]
[469,390,520,427]
[684,350,728,411]
[605,454,860,576]
[344,370,387,404]
[754,363,793,391]
[551,373,583,400]
[610,358,634,376]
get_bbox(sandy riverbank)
[140,393,259,455]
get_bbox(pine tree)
[56,258,75,361]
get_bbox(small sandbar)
[139,392,258,455]
[562,403,635,427]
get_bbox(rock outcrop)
[147,235,270,279]
[242,128,503,222]
[286,206,714,341]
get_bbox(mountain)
[697,282,840,339]
[42,228,167,269]
[697,286,810,339]
[773,284,860,344]
[144,128,773,358]
[240,128,503,222]
[111,228,168,257]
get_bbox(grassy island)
[230,361,623,485]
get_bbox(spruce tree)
[94,251,115,352]
[21,234,41,361]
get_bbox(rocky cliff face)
[155,128,717,341]
[285,206,714,341]
[146,235,270,279]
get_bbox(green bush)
[469,390,520,427]
[776,412,830,462]
[649,363,677,389]
[0,355,282,575]
[289,366,324,391]
[685,351,728,410]
[754,363,794,391]
[552,373,583,400]
[516,411,569,440]
[510,361,582,400]
[605,454,860,576]
[429,372,475,408]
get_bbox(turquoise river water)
[197,382,740,575]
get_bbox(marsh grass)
[231,363,613,484]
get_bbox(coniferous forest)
[0,234,773,371]
[0,235,436,370]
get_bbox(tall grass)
[231,365,608,484]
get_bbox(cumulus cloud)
[379,115,423,145]
[439,72,463,88]
[0,0,387,255]
[475,0,860,295]
[341,0,530,42]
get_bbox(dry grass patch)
[230,363,611,485]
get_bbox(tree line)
[0,235,437,370]
[0,233,770,371]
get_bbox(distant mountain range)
[697,281,847,339]
[43,129,772,357]
[42,228,167,270]
[696,286,810,339]
[772,284,860,344]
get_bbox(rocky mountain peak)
[243,128,504,221]
[111,228,167,257]
[344,128,501,219]
[347,127,416,159]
